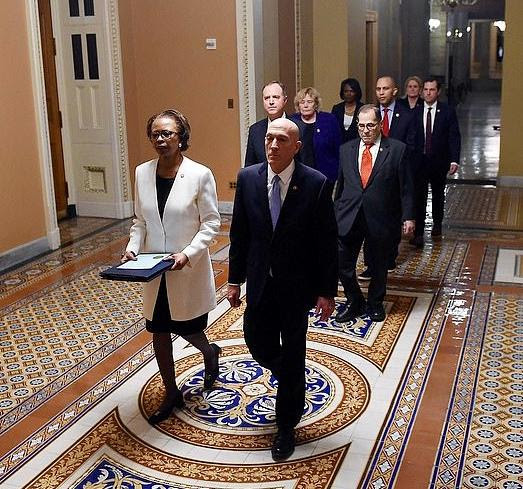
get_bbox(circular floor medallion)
[139,345,369,450]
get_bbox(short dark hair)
[339,78,362,101]
[376,75,397,88]
[357,104,382,122]
[423,76,441,91]
[146,109,191,151]
[262,80,287,99]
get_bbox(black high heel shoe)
[204,343,222,389]
[147,390,185,425]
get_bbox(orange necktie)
[360,144,373,188]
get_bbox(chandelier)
[438,0,478,7]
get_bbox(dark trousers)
[414,159,448,237]
[363,221,401,270]
[243,277,309,430]
[338,210,388,308]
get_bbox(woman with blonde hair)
[399,75,424,109]
[290,87,341,192]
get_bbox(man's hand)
[227,284,242,308]
[448,162,459,175]
[315,296,335,322]
[402,220,415,235]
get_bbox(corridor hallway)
[1,94,523,489]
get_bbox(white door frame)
[25,0,132,232]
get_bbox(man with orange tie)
[334,105,415,323]
[358,76,419,281]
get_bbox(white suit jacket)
[126,157,220,321]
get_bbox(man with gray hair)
[334,105,415,323]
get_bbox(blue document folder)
[99,255,174,282]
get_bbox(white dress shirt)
[358,135,382,173]
[380,101,396,129]
[423,101,437,133]
[267,160,295,212]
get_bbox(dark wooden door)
[38,0,68,219]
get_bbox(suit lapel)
[348,142,361,186]
[366,139,390,187]
[256,163,273,233]
[273,162,304,235]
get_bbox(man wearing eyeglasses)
[334,105,415,323]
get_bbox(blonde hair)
[294,87,322,112]
[403,76,423,94]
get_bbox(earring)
[178,143,182,148]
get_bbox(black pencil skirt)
[145,275,208,335]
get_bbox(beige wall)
[118,0,241,202]
[312,0,349,110]
[499,0,523,180]
[0,1,47,254]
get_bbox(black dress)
[145,174,208,335]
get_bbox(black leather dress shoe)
[431,225,442,237]
[365,303,386,322]
[335,300,366,323]
[409,236,424,248]
[271,428,295,461]
[148,390,185,425]
[204,343,222,389]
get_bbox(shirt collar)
[381,101,395,114]
[268,159,295,185]
[424,101,437,110]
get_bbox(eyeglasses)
[150,130,177,141]
[357,122,379,130]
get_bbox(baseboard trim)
[0,237,50,273]
[76,200,134,219]
[219,201,234,215]
[497,176,523,188]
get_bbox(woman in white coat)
[122,109,221,424]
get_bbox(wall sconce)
[429,18,441,31]
[493,20,506,32]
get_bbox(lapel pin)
[437,109,441,113]
[395,113,399,117]
[316,128,321,133]
[379,147,383,152]
[292,185,298,190]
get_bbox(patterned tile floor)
[1,187,522,489]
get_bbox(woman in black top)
[331,78,364,143]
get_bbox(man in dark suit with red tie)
[335,105,415,324]
[359,76,419,280]
[410,77,461,248]
[228,118,338,461]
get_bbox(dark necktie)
[425,107,432,155]
[270,174,281,229]
[382,108,390,137]
[360,144,373,188]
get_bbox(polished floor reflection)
[452,89,501,182]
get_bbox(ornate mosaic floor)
[1,184,523,488]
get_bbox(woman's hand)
[121,251,137,263]
[165,252,189,270]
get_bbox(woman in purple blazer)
[290,87,341,190]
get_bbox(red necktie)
[425,107,432,155]
[360,144,373,188]
[382,108,390,137]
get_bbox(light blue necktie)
[270,174,281,229]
